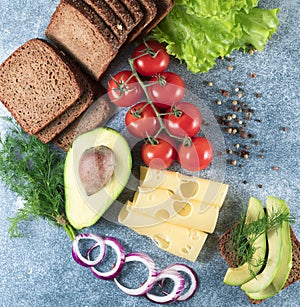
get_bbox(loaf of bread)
[120,0,143,25]
[0,38,84,135]
[83,0,128,44]
[46,0,119,81]
[136,0,174,40]
[105,0,137,32]
[219,226,300,304]
[126,0,157,43]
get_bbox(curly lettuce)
[150,0,279,73]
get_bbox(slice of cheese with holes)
[119,202,208,262]
[131,187,220,233]
[140,166,228,208]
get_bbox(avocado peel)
[64,127,132,229]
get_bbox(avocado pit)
[78,145,116,196]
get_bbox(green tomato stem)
[128,58,186,143]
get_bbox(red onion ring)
[114,252,157,296]
[88,237,125,280]
[72,233,106,267]
[162,263,198,301]
[146,269,185,304]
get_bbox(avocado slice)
[224,197,266,286]
[64,127,132,229]
[246,198,292,300]
[241,196,285,293]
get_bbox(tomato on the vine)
[108,70,143,107]
[125,102,160,138]
[164,102,202,138]
[148,72,185,109]
[132,41,169,77]
[141,135,177,169]
[178,137,213,171]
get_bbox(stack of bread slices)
[0,0,174,151]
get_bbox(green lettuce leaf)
[150,1,279,73]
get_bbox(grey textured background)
[0,0,299,306]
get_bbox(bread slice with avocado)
[219,197,299,304]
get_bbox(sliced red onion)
[88,237,125,280]
[146,269,185,304]
[114,252,157,296]
[162,263,198,301]
[72,233,106,267]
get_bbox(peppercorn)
[240,131,248,139]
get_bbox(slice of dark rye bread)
[54,95,114,151]
[136,0,174,40]
[105,0,137,32]
[219,226,300,304]
[120,0,143,24]
[0,38,84,135]
[46,0,119,81]
[36,75,94,143]
[83,0,128,43]
[126,0,157,43]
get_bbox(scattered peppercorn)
[220,89,230,97]
[258,184,263,188]
[255,93,261,98]
[282,127,287,132]
[250,72,257,78]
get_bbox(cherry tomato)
[132,41,169,76]
[164,102,202,138]
[148,72,185,109]
[125,102,160,138]
[141,135,177,169]
[178,137,213,171]
[108,70,143,107]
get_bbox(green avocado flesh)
[245,198,292,300]
[224,197,266,286]
[241,196,289,294]
[64,127,132,229]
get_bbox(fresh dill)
[0,117,76,240]
[230,206,293,276]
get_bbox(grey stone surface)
[0,0,299,306]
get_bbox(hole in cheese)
[179,180,199,199]
[153,234,170,249]
[173,201,192,217]
[188,229,201,240]
[181,245,192,254]
[155,209,170,220]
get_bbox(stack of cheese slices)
[0,0,174,151]
[119,166,229,262]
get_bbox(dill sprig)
[230,206,293,276]
[0,117,76,240]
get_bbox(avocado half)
[64,127,132,229]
